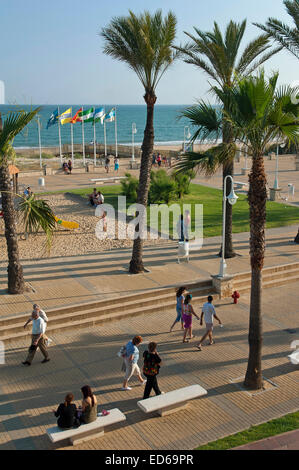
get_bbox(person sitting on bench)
[79,385,98,424]
[53,393,78,429]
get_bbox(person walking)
[122,335,146,390]
[105,156,110,173]
[24,304,50,344]
[114,157,119,173]
[182,294,200,343]
[22,310,50,365]
[170,286,187,332]
[67,159,73,174]
[196,296,222,351]
[142,342,162,399]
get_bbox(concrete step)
[237,272,299,294]
[0,291,218,344]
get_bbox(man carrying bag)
[22,310,50,366]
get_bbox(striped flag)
[93,107,105,123]
[59,108,72,125]
[78,107,94,122]
[46,108,59,129]
[71,107,83,123]
[104,108,115,123]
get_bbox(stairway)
[0,280,216,345]
[234,262,299,294]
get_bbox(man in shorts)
[196,296,222,351]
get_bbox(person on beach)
[105,156,110,173]
[152,153,156,166]
[88,188,98,206]
[114,157,119,173]
[62,161,69,174]
[67,160,73,174]
[182,294,200,343]
[170,286,187,332]
[22,310,50,366]
[142,342,162,399]
[79,385,97,424]
[24,187,33,198]
[196,296,222,351]
[157,154,162,167]
[122,336,146,391]
[53,393,78,429]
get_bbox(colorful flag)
[46,108,59,129]
[104,108,115,123]
[93,107,105,123]
[78,107,94,122]
[71,107,83,124]
[59,108,72,125]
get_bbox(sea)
[0,104,195,149]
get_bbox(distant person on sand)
[157,154,162,167]
[152,153,156,166]
[88,188,98,206]
[62,161,69,174]
[196,296,222,351]
[182,294,200,343]
[24,187,33,198]
[68,160,73,174]
[105,156,110,173]
[122,336,146,391]
[114,157,119,173]
[170,286,187,332]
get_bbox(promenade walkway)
[0,226,298,450]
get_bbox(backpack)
[117,345,126,358]
[143,352,159,376]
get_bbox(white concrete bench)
[46,408,126,446]
[137,384,207,417]
[234,181,249,190]
[90,177,126,184]
[288,350,299,365]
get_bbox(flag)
[59,108,72,125]
[78,107,94,122]
[71,107,83,124]
[104,108,115,123]
[93,107,105,124]
[46,108,59,129]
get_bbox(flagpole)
[58,106,62,164]
[71,122,74,166]
[38,116,42,169]
[114,106,118,158]
[104,120,107,157]
[93,120,97,167]
[82,105,85,166]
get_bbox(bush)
[121,173,139,202]
[149,170,177,204]
[172,170,195,199]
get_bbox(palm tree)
[222,72,299,389]
[0,109,40,294]
[175,20,281,258]
[255,0,299,59]
[101,10,177,273]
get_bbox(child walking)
[182,294,199,343]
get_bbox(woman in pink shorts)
[182,294,199,343]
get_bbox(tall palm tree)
[101,10,178,273]
[175,20,281,258]
[255,0,299,59]
[0,109,41,293]
[221,72,299,389]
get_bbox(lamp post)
[37,116,42,169]
[219,175,238,278]
[183,126,191,152]
[273,141,286,190]
[131,122,137,162]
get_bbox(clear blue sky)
[1,0,298,105]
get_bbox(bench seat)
[90,177,125,184]
[46,408,126,445]
[234,181,248,189]
[137,384,207,417]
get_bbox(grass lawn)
[196,411,299,450]
[65,183,299,238]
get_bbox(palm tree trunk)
[129,91,156,273]
[0,164,25,294]
[220,120,236,259]
[244,152,267,390]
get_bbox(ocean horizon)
[0,104,197,149]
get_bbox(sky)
[0,0,298,105]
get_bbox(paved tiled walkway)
[0,280,298,450]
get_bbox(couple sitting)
[88,188,104,206]
[53,385,97,429]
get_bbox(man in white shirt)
[22,310,50,366]
[196,296,222,351]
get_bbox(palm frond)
[0,108,41,156]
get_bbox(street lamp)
[273,141,286,190]
[183,126,191,152]
[218,175,238,278]
[131,122,137,162]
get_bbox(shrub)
[121,173,139,202]
[148,170,177,204]
[172,169,195,199]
